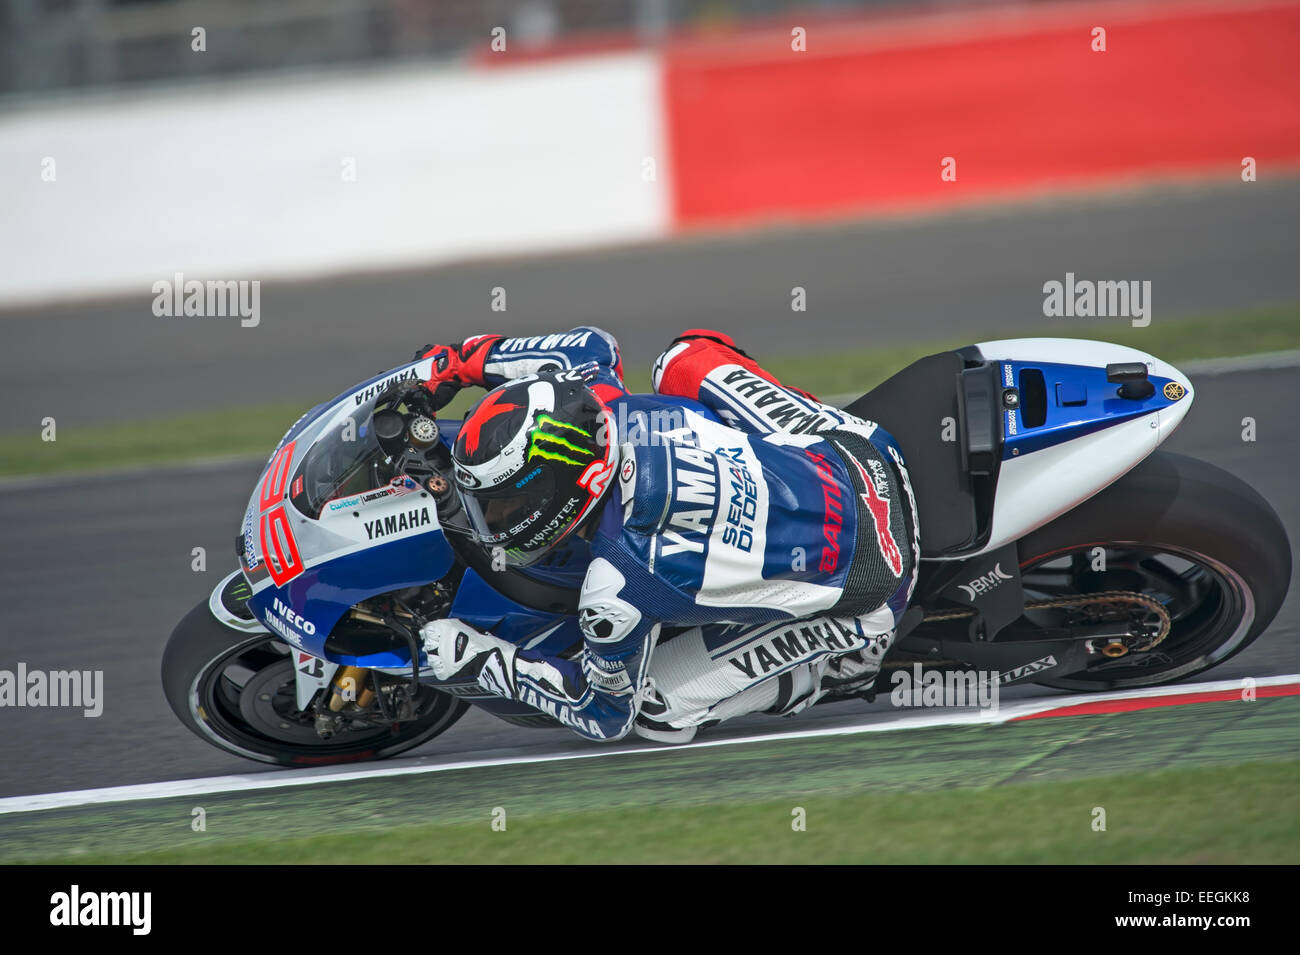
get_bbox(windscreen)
[295,416,398,516]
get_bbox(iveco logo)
[958,563,1013,601]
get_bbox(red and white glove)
[412,334,504,411]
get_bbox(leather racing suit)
[418,327,919,741]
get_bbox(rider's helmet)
[450,370,615,567]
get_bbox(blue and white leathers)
[435,328,919,741]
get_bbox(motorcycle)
[162,338,1292,765]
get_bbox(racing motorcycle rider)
[414,326,919,743]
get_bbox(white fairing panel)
[969,338,1194,556]
[292,652,340,710]
[975,338,1192,391]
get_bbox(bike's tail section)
[973,338,1193,556]
[846,338,1195,560]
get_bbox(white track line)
[2,673,1295,816]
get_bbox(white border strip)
[3,673,1295,816]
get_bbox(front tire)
[1017,451,1291,690]
[162,601,468,766]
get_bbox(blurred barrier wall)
[3,0,1298,306]
[0,54,669,305]
[0,1,975,95]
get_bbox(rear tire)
[162,601,468,766]
[1018,451,1291,690]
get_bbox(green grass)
[30,760,1298,865]
[0,401,307,478]
[2,303,1297,478]
[6,696,1299,864]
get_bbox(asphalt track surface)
[1,183,1298,800]
[3,179,1300,436]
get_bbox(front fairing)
[233,382,722,663]
[237,359,457,658]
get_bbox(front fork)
[325,665,373,711]
[293,658,379,712]
[313,665,372,739]
[304,661,424,738]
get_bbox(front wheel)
[162,601,468,766]
[1017,452,1291,690]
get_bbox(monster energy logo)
[527,414,593,467]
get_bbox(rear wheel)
[1017,452,1291,690]
[162,601,467,766]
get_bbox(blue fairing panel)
[1000,360,1183,459]
[247,529,456,664]
[450,569,582,657]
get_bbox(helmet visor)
[460,468,557,547]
